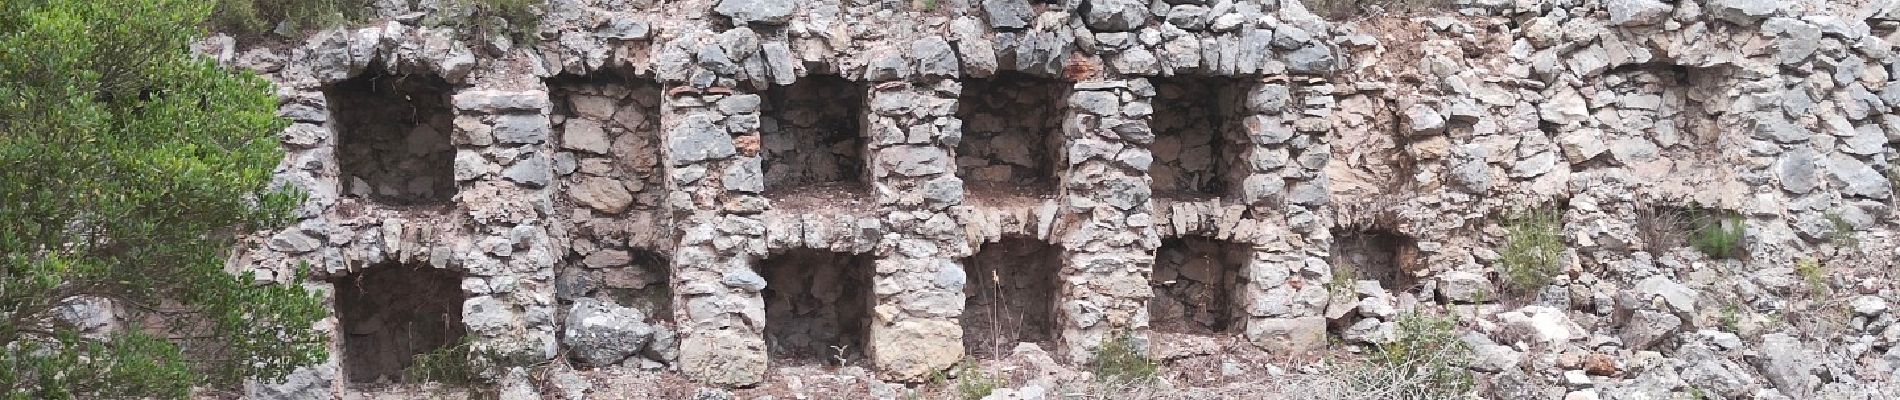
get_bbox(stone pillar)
[1234,80,1336,353]
[447,88,563,377]
[1054,79,1162,363]
[663,86,770,386]
[863,75,969,380]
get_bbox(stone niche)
[1149,236,1249,334]
[1149,77,1249,199]
[956,72,1070,198]
[333,263,466,384]
[761,75,868,196]
[327,69,457,206]
[759,249,874,364]
[1330,230,1420,292]
[962,236,1062,357]
[548,74,669,247]
[558,248,672,320]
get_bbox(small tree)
[0,0,326,398]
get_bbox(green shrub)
[953,362,1001,400]
[1090,331,1158,384]
[212,0,367,37]
[430,0,544,45]
[1690,209,1745,259]
[402,336,484,385]
[1361,313,1476,398]
[1794,259,1828,298]
[1497,208,1563,296]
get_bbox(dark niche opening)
[1149,236,1249,334]
[759,249,874,364]
[956,72,1071,199]
[962,236,1063,358]
[334,263,466,384]
[327,69,457,206]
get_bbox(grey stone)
[571,176,634,214]
[1709,0,1782,25]
[1167,5,1209,30]
[562,119,611,154]
[1621,309,1682,350]
[713,0,795,25]
[1777,147,1821,194]
[982,0,1033,30]
[1754,333,1817,396]
[723,160,763,193]
[494,115,552,145]
[269,229,323,253]
[1826,154,1891,199]
[716,94,761,115]
[1763,18,1822,64]
[1085,0,1150,32]
[1283,45,1334,74]
[721,268,767,291]
[667,114,736,164]
[597,18,651,40]
[1607,0,1673,26]
[1437,271,1492,303]
[1405,104,1446,135]
[913,37,960,78]
[564,298,655,367]
[1068,91,1120,115]
[1753,114,1808,143]
[504,153,552,188]
[453,90,551,113]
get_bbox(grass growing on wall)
[1496,207,1563,296]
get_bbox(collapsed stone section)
[761,75,868,194]
[549,75,669,247]
[1148,237,1248,334]
[1329,229,1420,292]
[956,72,1070,197]
[333,263,466,384]
[759,249,874,364]
[327,70,457,205]
[962,236,1062,358]
[1150,77,1249,199]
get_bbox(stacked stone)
[447,88,563,376]
[548,80,675,368]
[1053,79,1162,362]
[1233,81,1336,353]
[863,67,972,378]
[662,86,771,387]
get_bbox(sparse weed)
[1496,207,1564,296]
[954,362,1001,400]
[1825,212,1858,248]
[1795,259,1829,297]
[1091,331,1159,384]
[1689,207,1745,259]
[403,336,483,385]
[1311,313,1476,400]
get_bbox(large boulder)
[564,298,655,367]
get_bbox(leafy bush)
[403,336,482,385]
[1350,313,1476,399]
[1497,208,1563,296]
[1,0,326,397]
[1091,331,1158,384]
[212,0,367,37]
[1690,209,1745,259]
[953,362,1001,400]
[430,0,544,45]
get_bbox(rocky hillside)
[208,0,1900,399]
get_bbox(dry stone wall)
[211,0,1900,398]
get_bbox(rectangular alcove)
[760,75,871,209]
[327,69,457,206]
[1330,229,1421,292]
[1149,76,1249,200]
[759,249,874,365]
[957,72,1070,202]
[558,248,673,322]
[1149,236,1249,334]
[334,263,466,384]
[962,236,1063,358]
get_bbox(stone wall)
[215,0,1900,397]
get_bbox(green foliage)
[953,362,1001,400]
[403,336,483,385]
[1795,259,1828,297]
[430,0,545,45]
[1690,209,1746,259]
[0,0,326,398]
[1497,208,1563,296]
[211,0,367,37]
[1361,313,1476,398]
[1090,331,1158,384]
